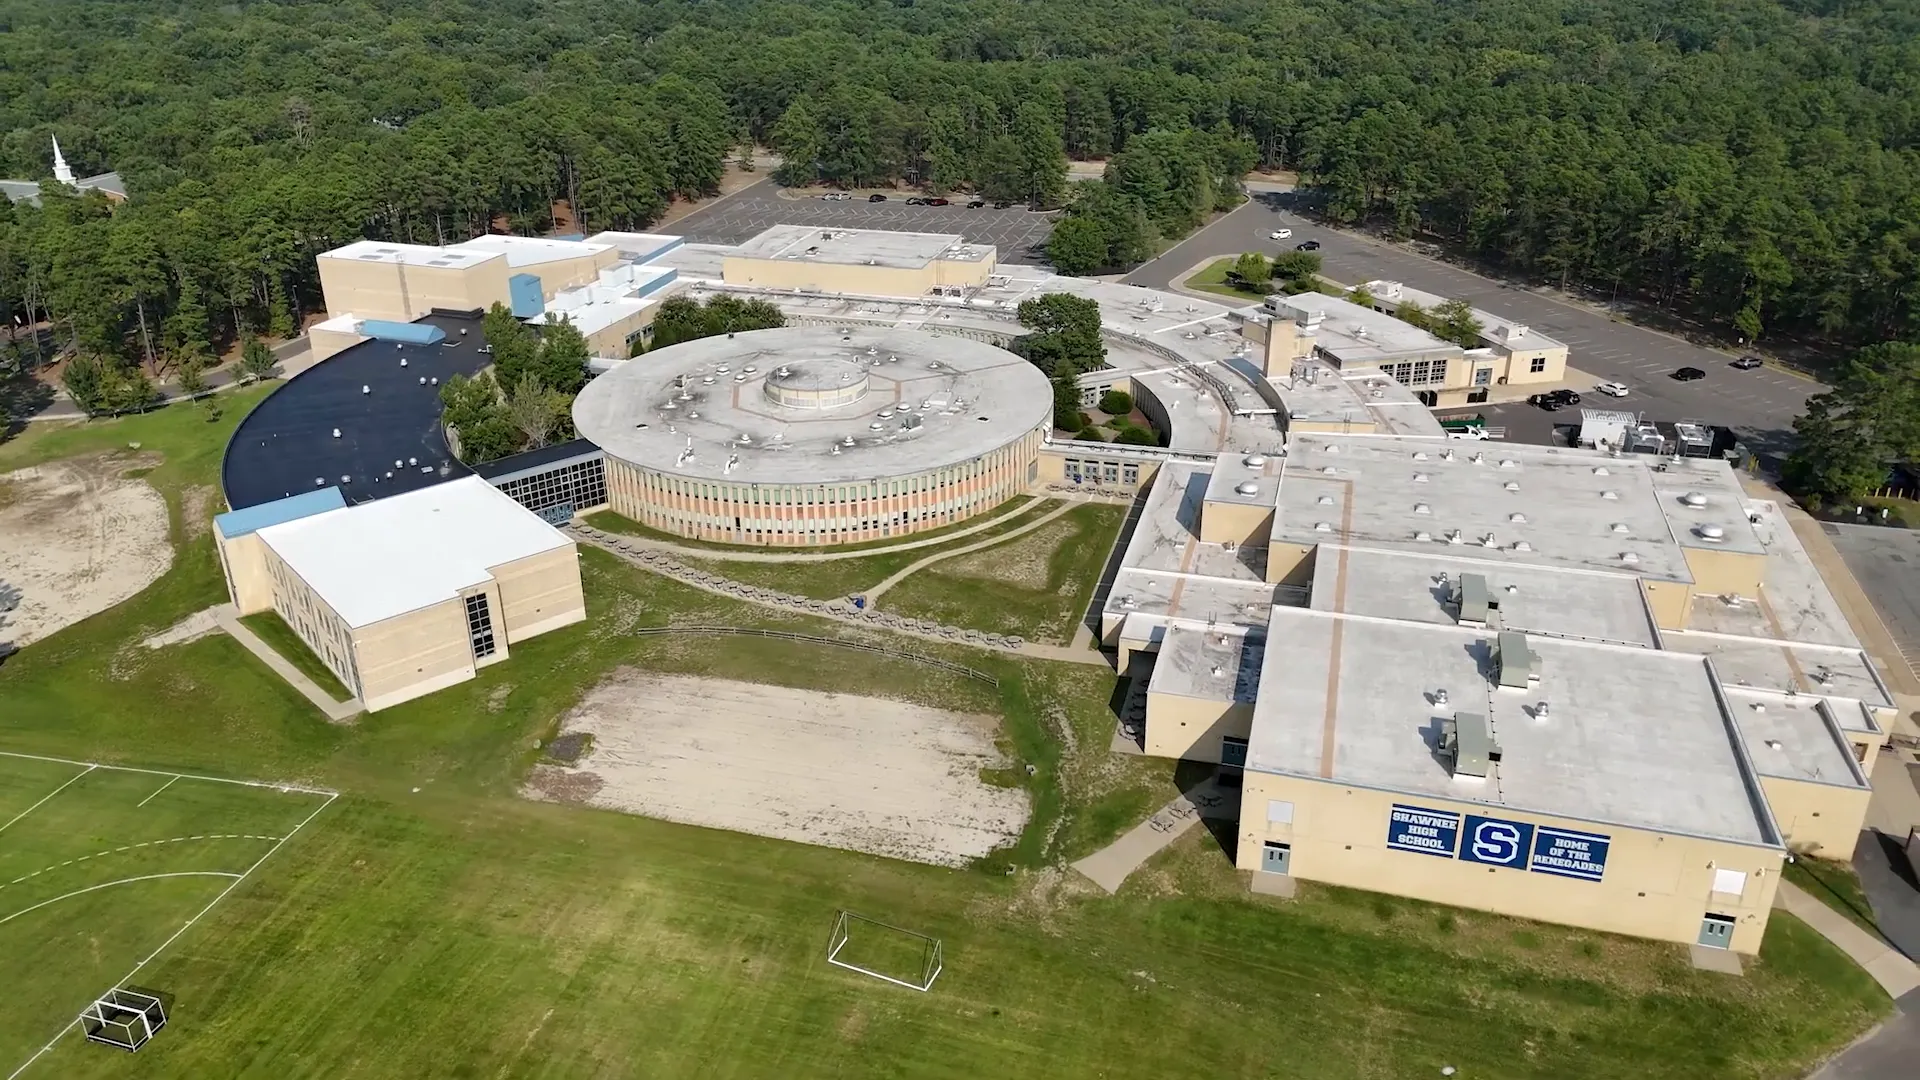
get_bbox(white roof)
[322,240,501,270]
[257,477,572,628]
[453,234,612,267]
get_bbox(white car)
[1595,381,1629,397]
[1269,229,1292,240]
[821,192,852,201]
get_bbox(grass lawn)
[1184,258,1272,302]
[882,504,1125,643]
[240,611,352,701]
[0,400,1897,1078]
[1784,855,1883,937]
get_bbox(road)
[1124,190,1822,455]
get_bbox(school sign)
[1386,803,1611,882]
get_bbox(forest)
[1,0,1918,388]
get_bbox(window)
[1221,736,1249,768]
[1266,799,1294,824]
[1473,367,1492,386]
[1382,359,1447,387]
[1529,357,1547,373]
[1711,868,1747,896]
[1122,463,1140,485]
[464,593,497,660]
[495,457,608,517]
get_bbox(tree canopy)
[1784,343,1920,506]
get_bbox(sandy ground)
[0,452,173,651]
[524,672,1029,867]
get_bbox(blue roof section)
[214,487,346,539]
[361,319,447,345]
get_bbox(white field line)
[0,751,336,798]
[0,872,242,928]
[1,835,285,893]
[3,788,337,1080]
[0,766,97,837]
[135,775,178,808]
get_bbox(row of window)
[626,435,1036,508]
[267,556,358,694]
[496,458,608,516]
[1382,359,1449,387]
[464,592,497,660]
[1062,459,1142,486]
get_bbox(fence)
[630,625,1000,686]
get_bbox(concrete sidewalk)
[1070,781,1234,893]
[212,604,364,722]
[1775,880,1920,999]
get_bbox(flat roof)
[1149,625,1263,703]
[582,231,685,263]
[572,325,1051,485]
[221,311,490,511]
[1205,451,1279,508]
[1683,498,1860,646]
[729,225,994,269]
[1266,358,1445,436]
[453,233,612,267]
[322,240,500,270]
[1105,463,1286,632]
[1247,607,1778,846]
[1272,293,1462,367]
[256,477,572,628]
[1364,279,1568,352]
[1272,434,1765,584]
[1313,546,1660,648]
[1723,690,1867,788]
[1663,631,1894,710]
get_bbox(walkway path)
[1070,781,1234,893]
[591,495,1048,564]
[864,498,1082,604]
[1776,880,1920,999]
[573,526,1108,667]
[211,604,364,722]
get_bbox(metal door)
[1698,914,1735,949]
[1262,841,1291,876]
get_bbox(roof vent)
[1440,712,1501,779]
[1611,522,1630,534]
[1243,454,1268,467]
[1313,521,1333,532]
[1593,466,1610,475]
[1414,502,1431,515]
[1495,630,1541,689]
[1621,551,1639,564]
[1412,451,1429,461]
[1441,449,1456,461]
[1696,524,1726,542]
[1235,481,1260,496]
[1414,530,1432,542]
[1509,512,1526,523]
[1503,481,1519,492]
[1498,458,1517,469]
[1325,444,1340,454]
[1446,530,1464,545]
[1601,490,1619,500]
[1320,465,1337,474]
[1681,491,1708,508]
[1316,494,1334,505]
[1481,533,1498,548]
[1512,540,1532,552]
[1413,472,1429,483]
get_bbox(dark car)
[1672,367,1707,381]
[868,193,887,202]
[1528,388,1581,411]
[993,200,1014,209]
[1731,355,1763,370]
[967,199,986,208]
[926,197,951,206]
[1295,240,1322,251]
[905,197,926,205]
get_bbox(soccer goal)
[826,910,943,992]
[80,988,168,1052]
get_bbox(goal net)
[826,910,943,992]
[81,988,168,1052]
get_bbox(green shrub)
[1099,389,1134,415]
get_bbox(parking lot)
[670,180,1060,265]
[1824,523,1920,684]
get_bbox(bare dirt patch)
[525,671,1029,866]
[0,452,172,650]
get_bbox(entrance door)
[1262,841,1291,875]
[1698,913,1736,949]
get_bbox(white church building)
[2,136,126,205]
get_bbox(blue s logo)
[1461,815,1534,867]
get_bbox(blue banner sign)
[1386,804,1460,857]
[1529,826,1611,882]
[1459,815,1535,869]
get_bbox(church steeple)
[51,135,75,185]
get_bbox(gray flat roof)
[1273,434,1765,584]
[1106,463,1283,631]
[1663,631,1894,710]
[1364,279,1568,353]
[1313,546,1660,648]
[1273,293,1463,367]
[1267,359,1446,436]
[1247,607,1778,846]
[1150,625,1263,702]
[572,326,1050,485]
[730,225,994,269]
[1723,690,1867,788]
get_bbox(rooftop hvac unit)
[1495,631,1540,689]
[1451,572,1496,626]
[1440,712,1501,778]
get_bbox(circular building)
[573,325,1053,546]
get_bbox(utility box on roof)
[1496,631,1540,689]
[509,273,544,319]
[1441,712,1501,778]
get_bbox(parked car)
[821,192,852,201]
[967,199,986,208]
[1528,388,1581,411]
[1444,425,1490,440]
[905,197,927,205]
[1269,228,1293,240]
[868,193,887,202]
[1672,367,1706,381]
[993,200,1015,209]
[1731,355,1763,370]
[926,197,951,206]
[1295,240,1321,251]
[1595,382,1629,397]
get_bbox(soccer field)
[0,752,333,1077]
